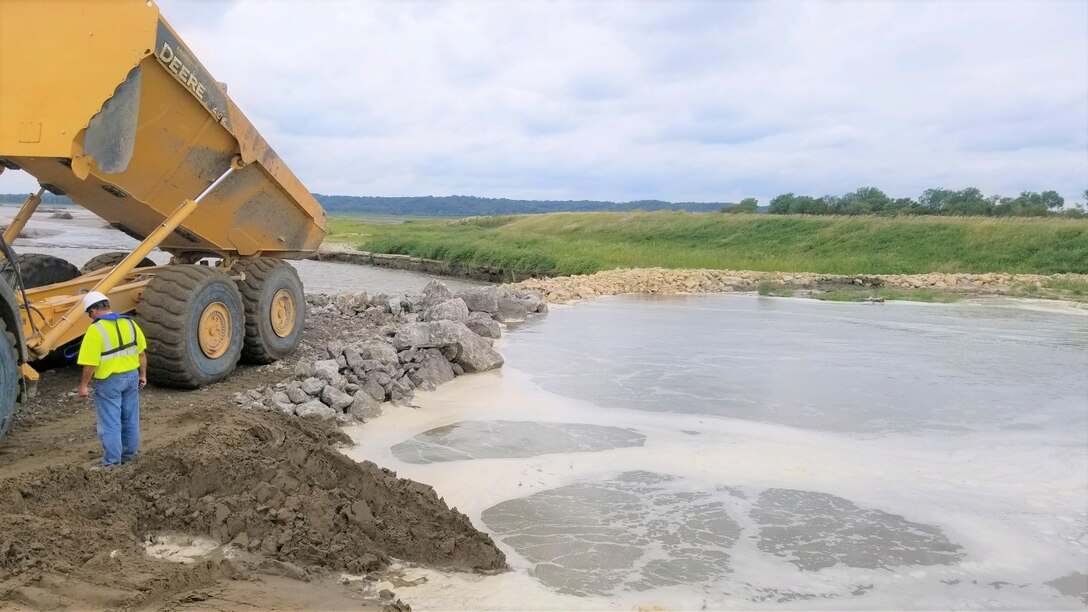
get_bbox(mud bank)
[509,267,1088,303]
[0,403,504,609]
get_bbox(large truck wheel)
[135,265,244,389]
[80,251,156,274]
[234,258,305,364]
[1,253,80,289]
[0,321,18,440]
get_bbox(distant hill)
[313,194,732,216]
[0,192,736,216]
[0,192,76,206]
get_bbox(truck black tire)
[80,251,156,274]
[135,265,244,389]
[234,258,305,364]
[0,322,18,440]
[1,253,80,289]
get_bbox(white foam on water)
[343,364,1088,610]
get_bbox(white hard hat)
[82,290,109,312]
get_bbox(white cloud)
[5,0,1086,203]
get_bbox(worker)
[76,290,148,467]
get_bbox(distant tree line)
[313,194,728,215]
[752,187,1087,218]
[0,192,76,205]
[5,188,1085,218]
[0,192,730,215]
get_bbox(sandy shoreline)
[508,266,1088,306]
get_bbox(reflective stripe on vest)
[94,319,139,360]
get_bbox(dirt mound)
[0,404,505,607]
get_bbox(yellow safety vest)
[77,317,145,379]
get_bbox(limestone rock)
[325,340,346,359]
[408,348,456,391]
[361,377,386,402]
[313,359,340,383]
[465,311,501,339]
[356,341,400,367]
[514,289,546,313]
[494,295,530,323]
[348,391,382,420]
[422,298,470,323]
[421,280,453,309]
[393,320,504,373]
[295,399,337,420]
[286,387,309,404]
[293,360,313,378]
[456,287,500,314]
[300,377,325,396]
[343,347,364,370]
[320,385,354,411]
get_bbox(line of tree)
[750,187,1087,218]
[0,192,731,215]
[312,194,729,215]
[5,188,1085,219]
[0,192,76,205]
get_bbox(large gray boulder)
[408,348,456,391]
[423,298,470,323]
[465,311,501,339]
[456,287,500,314]
[494,295,530,323]
[421,280,454,309]
[355,341,400,367]
[334,291,369,314]
[515,289,547,313]
[287,386,309,404]
[389,376,415,401]
[300,377,325,396]
[393,321,504,373]
[384,294,407,316]
[343,347,365,370]
[296,399,337,420]
[348,391,382,420]
[361,377,386,402]
[320,385,354,411]
[313,359,341,383]
[293,360,313,378]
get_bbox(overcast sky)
[10,0,1088,203]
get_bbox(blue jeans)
[93,369,140,466]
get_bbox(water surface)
[346,294,1088,610]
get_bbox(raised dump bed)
[0,0,327,439]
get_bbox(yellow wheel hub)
[198,302,231,358]
[270,288,296,338]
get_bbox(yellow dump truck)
[0,1,327,439]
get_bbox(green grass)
[757,284,962,303]
[817,290,863,302]
[1042,277,1088,296]
[757,281,794,297]
[326,211,1088,276]
[876,289,962,303]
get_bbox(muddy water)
[345,294,1088,610]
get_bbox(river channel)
[344,294,1087,610]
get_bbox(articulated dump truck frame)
[0,1,327,440]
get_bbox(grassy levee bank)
[328,212,1088,276]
